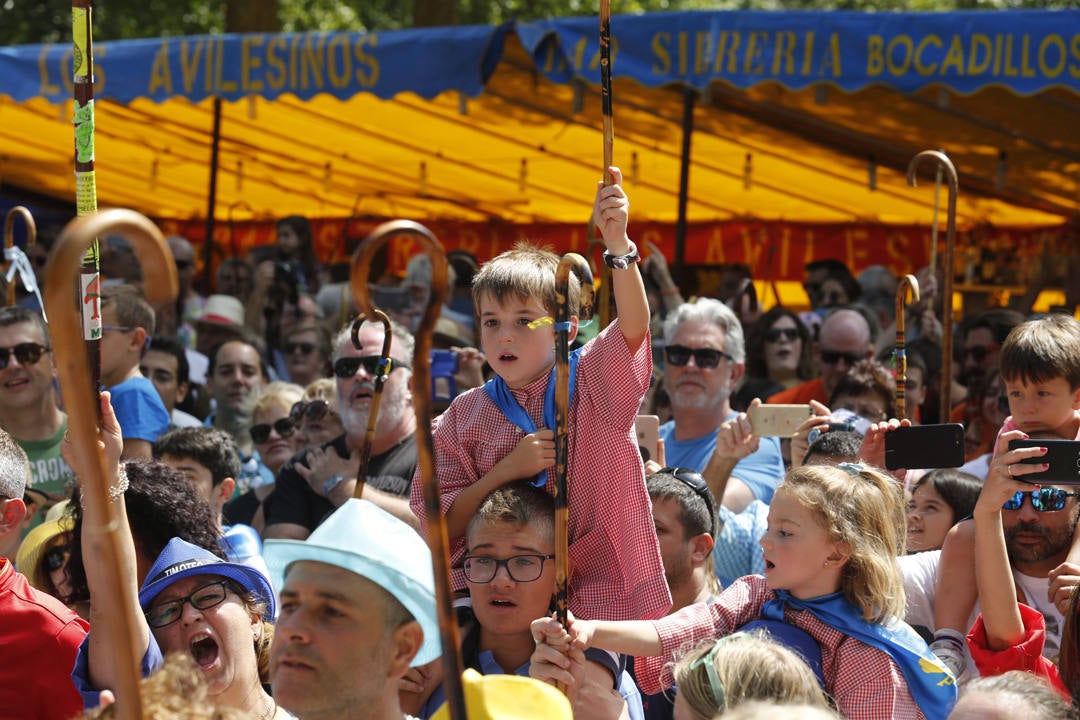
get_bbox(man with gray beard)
[264,320,419,539]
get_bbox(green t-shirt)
[17,417,74,529]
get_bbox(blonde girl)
[531,464,957,720]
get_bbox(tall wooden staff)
[553,255,595,630]
[894,274,920,421]
[45,210,178,720]
[599,0,613,183]
[907,151,958,424]
[3,206,37,307]
[351,221,466,720]
[350,309,395,500]
[72,0,102,386]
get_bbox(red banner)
[159,217,1075,285]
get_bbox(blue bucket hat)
[139,537,277,620]
[264,499,440,666]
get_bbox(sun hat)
[138,537,276,619]
[430,669,572,720]
[195,294,246,329]
[15,517,73,591]
[263,498,440,666]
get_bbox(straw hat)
[16,517,74,592]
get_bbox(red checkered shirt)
[412,318,671,621]
[638,575,925,720]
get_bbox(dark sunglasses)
[819,349,864,366]
[290,400,333,424]
[174,259,193,270]
[764,327,799,343]
[660,466,718,538]
[285,341,317,355]
[1003,488,1080,512]
[664,345,732,370]
[0,342,50,369]
[145,580,232,628]
[45,544,70,571]
[250,417,296,444]
[333,355,410,379]
[962,344,999,363]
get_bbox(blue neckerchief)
[762,590,956,720]
[483,347,582,487]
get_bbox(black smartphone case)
[884,424,965,470]
[1008,439,1080,485]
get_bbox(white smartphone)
[748,404,813,438]
[635,415,660,463]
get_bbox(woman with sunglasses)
[732,308,814,412]
[291,379,344,449]
[15,517,83,616]
[68,393,291,718]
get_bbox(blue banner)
[518,10,1080,96]
[0,23,509,104]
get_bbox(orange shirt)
[767,377,827,405]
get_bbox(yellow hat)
[15,518,73,592]
[431,669,572,720]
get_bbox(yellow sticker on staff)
[72,7,90,80]
[76,171,98,216]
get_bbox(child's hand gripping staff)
[345,308,394,500]
[46,209,178,720]
[351,220,467,720]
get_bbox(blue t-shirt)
[108,375,170,443]
[659,414,785,503]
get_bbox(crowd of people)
[2,171,1080,720]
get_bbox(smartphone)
[1008,439,1080,485]
[635,415,660,463]
[749,404,812,438]
[884,424,965,470]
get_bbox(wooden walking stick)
[599,0,614,184]
[349,308,396,500]
[45,209,178,720]
[351,221,467,720]
[894,274,920,421]
[3,206,37,307]
[553,254,596,631]
[907,151,958,425]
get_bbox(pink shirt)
[412,318,671,621]
[639,575,924,720]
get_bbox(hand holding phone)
[1008,439,1080,484]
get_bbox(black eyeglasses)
[333,355,410,379]
[1003,488,1080,512]
[290,400,334,424]
[962,345,999,363]
[145,580,233,628]
[44,544,70,571]
[664,345,733,370]
[764,327,799,343]
[660,466,718,538]
[463,554,555,584]
[285,341,317,355]
[250,417,296,444]
[819,349,864,366]
[0,342,50,369]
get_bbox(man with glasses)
[0,306,72,527]
[0,427,88,719]
[659,298,785,512]
[264,319,418,539]
[768,307,876,407]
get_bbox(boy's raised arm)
[593,166,650,351]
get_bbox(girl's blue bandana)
[483,348,582,488]
[762,590,956,720]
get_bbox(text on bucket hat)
[196,294,246,328]
[263,498,440,666]
[138,537,276,620]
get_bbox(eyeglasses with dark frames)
[763,327,799,343]
[333,355,411,379]
[145,580,234,628]
[1002,488,1080,513]
[818,350,864,366]
[0,342,50,369]
[250,417,296,444]
[664,345,733,370]
[462,554,556,583]
[284,341,317,355]
[660,466,718,538]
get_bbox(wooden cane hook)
[348,308,394,500]
[3,206,37,307]
[894,274,920,421]
[907,150,958,424]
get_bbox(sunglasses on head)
[332,355,410,379]
[290,399,333,424]
[664,345,733,370]
[962,344,1000,363]
[250,417,296,444]
[819,349,864,366]
[764,327,799,343]
[0,342,50,369]
[1002,488,1080,512]
[661,466,718,538]
[45,544,70,572]
[284,341,317,355]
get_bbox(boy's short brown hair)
[1000,313,1080,389]
[471,242,580,318]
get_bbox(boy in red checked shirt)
[410,166,671,622]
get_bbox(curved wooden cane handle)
[4,206,37,306]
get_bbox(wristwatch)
[602,240,641,270]
[323,474,349,497]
